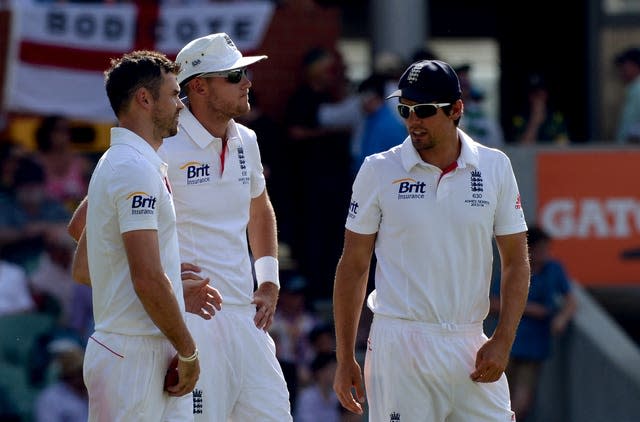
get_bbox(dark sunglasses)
[397,102,451,119]
[199,67,248,84]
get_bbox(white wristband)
[178,348,198,363]
[254,256,280,288]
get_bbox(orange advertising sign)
[537,150,640,285]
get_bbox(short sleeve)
[345,157,381,235]
[240,131,266,198]
[110,161,163,234]
[494,153,527,236]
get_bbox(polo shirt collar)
[110,127,168,177]
[178,107,241,149]
[400,128,480,172]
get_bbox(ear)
[451,99,464,119]
[135,87,153,111]
[190,78,209,96]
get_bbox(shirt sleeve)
[242,130,266,199]
[345,157,381,235]
[493,152,528,236]
[110,160,163,234]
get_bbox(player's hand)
[334,357,365,415]
[470,336,510,383]
[251,282,278,331]
[167,355,200,397]
[181,262,222,320]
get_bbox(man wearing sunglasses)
[333,60,530,421]
[160,33,292,421]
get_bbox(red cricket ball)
[164,355,179,391]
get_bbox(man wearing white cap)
[333,60,530,421]
[161,33,292,421]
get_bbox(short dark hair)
[35,115,67,153]
[615,47,640,67]
[310,352,336,374]
[357,73,387,98]
[104,50,180,118]
[13,156,45,187]
[527,225,551,248]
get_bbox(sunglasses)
[397,102,451,119]
[199,68,248,84]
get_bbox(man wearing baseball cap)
[333,59,530,421]
[160,33,292,421]
[613,46,640,143]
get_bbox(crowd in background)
[0,21,635,418]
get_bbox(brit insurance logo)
[348,200,359,219]
[126,191,156,215]
[464,170,489,207]
[393,178,426,200]
[180,161,211,185]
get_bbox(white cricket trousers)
[84,331,192,422]
[365,315,516,422]
[186,303,292,421]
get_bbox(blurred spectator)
[68,278,94,344]
[0,156,70,272]
[270,273,319,407]
[511,74,569,145]
[613,47,640,143]
[0,139,29,196]
[284,46,351,301]
[489,225,577,421]
[236,90,294,249]
[308,321,335,358]
[34,342,88,422]
[34,115,91,213]
[0,256,36,315]
[410,46,439,63]
[372,50,407,120]
[0,387,21,422]
[293,352,339,422]
[350,73,406,175]
[30,227,93,333]
[455,63,504,148]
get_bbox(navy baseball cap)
[386,60,462,103]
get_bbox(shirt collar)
[400,128,480,172]
[110,127,168,177]
[178,107,242,149]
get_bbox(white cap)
[176,33,268,85]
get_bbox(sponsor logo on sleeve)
[348,200,359,218]
[126,191,156,215]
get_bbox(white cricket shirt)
[159,108,266,305]
[347,129,527,324]
[87,128,183,336]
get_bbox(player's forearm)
[68,196,88,242]
[71,228,91,286]
[134,273,197,357]
[493,263,530,345]
[333,258,369,361]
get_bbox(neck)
[419,133,461,170]
[190,103,229,140]
[118,118,162,151]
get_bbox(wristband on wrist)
[178,348,198,363]
[254,256,280,289]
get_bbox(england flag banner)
[4,1,274,122]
